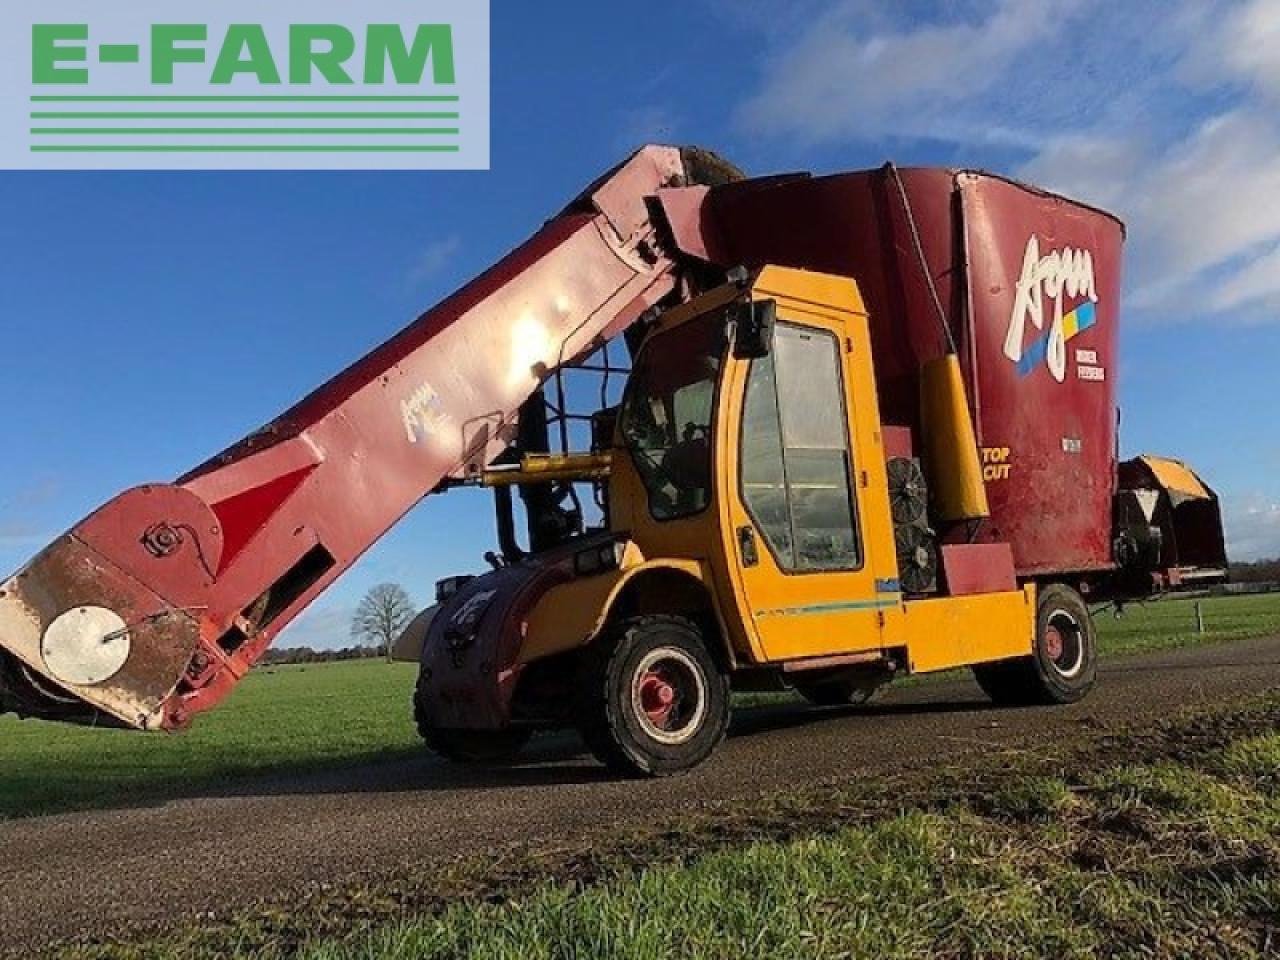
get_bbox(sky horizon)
[3,0,1279,649]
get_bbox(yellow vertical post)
[919,355,990,522]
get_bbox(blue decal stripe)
[1016,303,1099,378]
[1017,331,1050,377]
[1073,301,1097,333]
[756,595,902,619]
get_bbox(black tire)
[794,673,884,707]
[415,670,531,764]
[576,615,730,777]
[420,726,532,764]
[973,583,1097,705]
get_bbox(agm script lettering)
[1004,236,1098,382]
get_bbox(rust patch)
[0,535,199,729]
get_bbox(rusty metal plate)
[0,534,200,729]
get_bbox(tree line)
[1229,558,1280,584]
[260,645,391,665]
[264,582,419,665]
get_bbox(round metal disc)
[40,606,131,687]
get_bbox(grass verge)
[52,693,1280,960]
[0,660,423,819]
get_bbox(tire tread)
[576,614,728,777]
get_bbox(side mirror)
[732,299,776,359]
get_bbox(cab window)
[620,315,723,520]
[740,324,861,571]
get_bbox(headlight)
[436,575,475,604]
[574,541,626,577]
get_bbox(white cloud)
[1210,242,1280,313]
[407,235,461,288]
[1223,493,1280,561]
[1218,0,1280,98]
[1133,112,1280,283]
[737,0,1096,146]
[1026,110,1280,316]
[736,0,1280,323]
[1018,134,1147,210]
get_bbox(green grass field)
[0,659,423,819]
[1093,591,1280,653]
[2,593,1278,821]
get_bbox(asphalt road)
[2,634,1279,954]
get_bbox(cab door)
[722,300,896,663]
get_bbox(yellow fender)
[517,550,720,665]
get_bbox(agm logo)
[1003,235,1103,384]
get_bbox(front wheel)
[973,583,1098,705]
[576,615,730,777]
[419,727,533,764]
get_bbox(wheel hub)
[1044,624,1064,662]
[1043,609,1085,678]
[639,670,677,727]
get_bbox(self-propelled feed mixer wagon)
[0,146,1226,775]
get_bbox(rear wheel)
[576,615,730,777]
[973,583,1097,705]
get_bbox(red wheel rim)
[638,668,677,729]
[630,647,708,746]
[1043,610,1085,678]
[1044,624,1064,662]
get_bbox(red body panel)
[685,166,1125,576]
[418,540,584,731]
[940,544,1018,596]
[959,174,1122,574]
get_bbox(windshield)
[619,314,723,520]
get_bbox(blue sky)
[2,0,1279,649]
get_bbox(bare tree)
[351,583,417,661]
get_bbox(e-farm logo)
[1,2,489,170]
